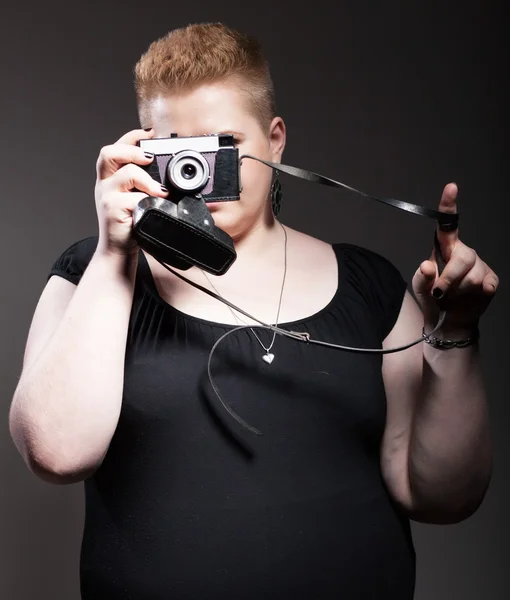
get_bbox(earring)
[270,170,283,217]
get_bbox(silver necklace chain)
[201,222,288,364]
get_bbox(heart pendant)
[262,353,275,365]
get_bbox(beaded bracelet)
[422,327,480,350]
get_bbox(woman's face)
[146,78,286,240]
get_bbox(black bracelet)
[422,327,480,350]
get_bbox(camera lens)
[181,163,197,179]
[167,150,210,192]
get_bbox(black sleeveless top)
[48,236,414,599]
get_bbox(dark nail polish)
[160,184,168,193]
[144,127,152,131]
[144,151,154,159]
[432,287,444,299]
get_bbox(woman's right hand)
[94,128,169,256]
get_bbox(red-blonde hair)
[134,22,276,133]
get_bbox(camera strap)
[239,154,459,232]
[154,154,458,435]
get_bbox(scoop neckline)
[136,243,345,330]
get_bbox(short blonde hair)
[134,22,276,133]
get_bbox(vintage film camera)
[132,133,241,275]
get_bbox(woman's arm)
[9,250,138,485]
[380,291,492,524]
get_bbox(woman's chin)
[205,200,263,239]
[205,200,236,211]
[205,201,239,229]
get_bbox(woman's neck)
[193,216,287,285]
[231,218,285,262]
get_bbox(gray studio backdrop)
[1,0,507,598]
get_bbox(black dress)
[48,236,414,599]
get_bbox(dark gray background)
[1,0,507,598]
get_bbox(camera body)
[139,133,241,202]
[132,134,241,275]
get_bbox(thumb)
[413,260,437,298]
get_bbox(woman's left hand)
[412,183,499,333]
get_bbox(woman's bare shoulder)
[284,226,335,263]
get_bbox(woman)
[9,22,498,599]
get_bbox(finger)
[97,143,156,180]
[115,128,154,145]
[100,190,158,216]
[433,245,477,298]
[455,260,489,294]
[436,182,459,261]
[103,163,169,196]
[482,270,499,295]
[413,259,437,297]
